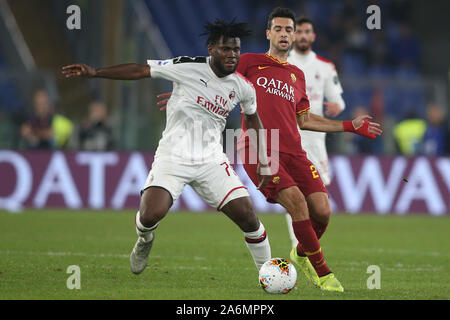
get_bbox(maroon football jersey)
[237,53,310,155]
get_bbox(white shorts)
[299,130,331,186]
[142,154,249,211]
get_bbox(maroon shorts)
[239,146,327,203]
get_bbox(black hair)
[296,17,314,29]
[202,18,252,46]
[267,7,296,30]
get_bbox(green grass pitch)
[0,209,448,300]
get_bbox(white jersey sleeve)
[239,80,257,115]
[324,64,345,111]
[148,56,204,83]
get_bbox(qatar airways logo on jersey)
[256,77,295,102]
[197,95,230,117]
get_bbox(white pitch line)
[0,250,257,272]
[0,250,140,259]
[2,250,442,273]
[335,247,449,258]
[0,250,208,262]
[333,260,445,272]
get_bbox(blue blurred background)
[0,0,448,156]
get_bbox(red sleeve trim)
[316,55,333,64]
[316,55,336,70]
[296,107,310,115]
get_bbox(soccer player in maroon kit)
[236,7,382,292]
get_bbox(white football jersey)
[148,56,257,163]
[287,50,345,185]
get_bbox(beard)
[295,40,311,53]
[213,58,236,76]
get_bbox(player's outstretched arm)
[62,63,150,80]
[298,113,382,139]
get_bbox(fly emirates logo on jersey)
[256,77,295,102]
[196,95,230,117]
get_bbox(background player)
[236,7,382,292]
[62,19,273,277]
[285,17,346,248]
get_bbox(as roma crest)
[290,73,296,83]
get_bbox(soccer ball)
[258,258,297,294]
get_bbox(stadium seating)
[145,0,252,57]
[0,50,22,112]
[144,0,426,123]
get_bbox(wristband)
[259,165,272,176]
[343,121,355,132]
[344,120,376,139]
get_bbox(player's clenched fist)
[62,64,96,78]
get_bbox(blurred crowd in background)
[15,86,448,157]
[246,0,449,156]
[17,88,114,151]
[0,0,448,155]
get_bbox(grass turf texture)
[0,210,448,300]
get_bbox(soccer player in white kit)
[285,17,346,248]
[62,19,273,276]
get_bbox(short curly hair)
[202,18,252,45]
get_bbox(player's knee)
[316,206,331,224]
[138,187,172,227]
[281,188,308,220]
[309,200,331,224]
[222,196,259,232]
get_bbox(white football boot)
[130,234,154,274]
